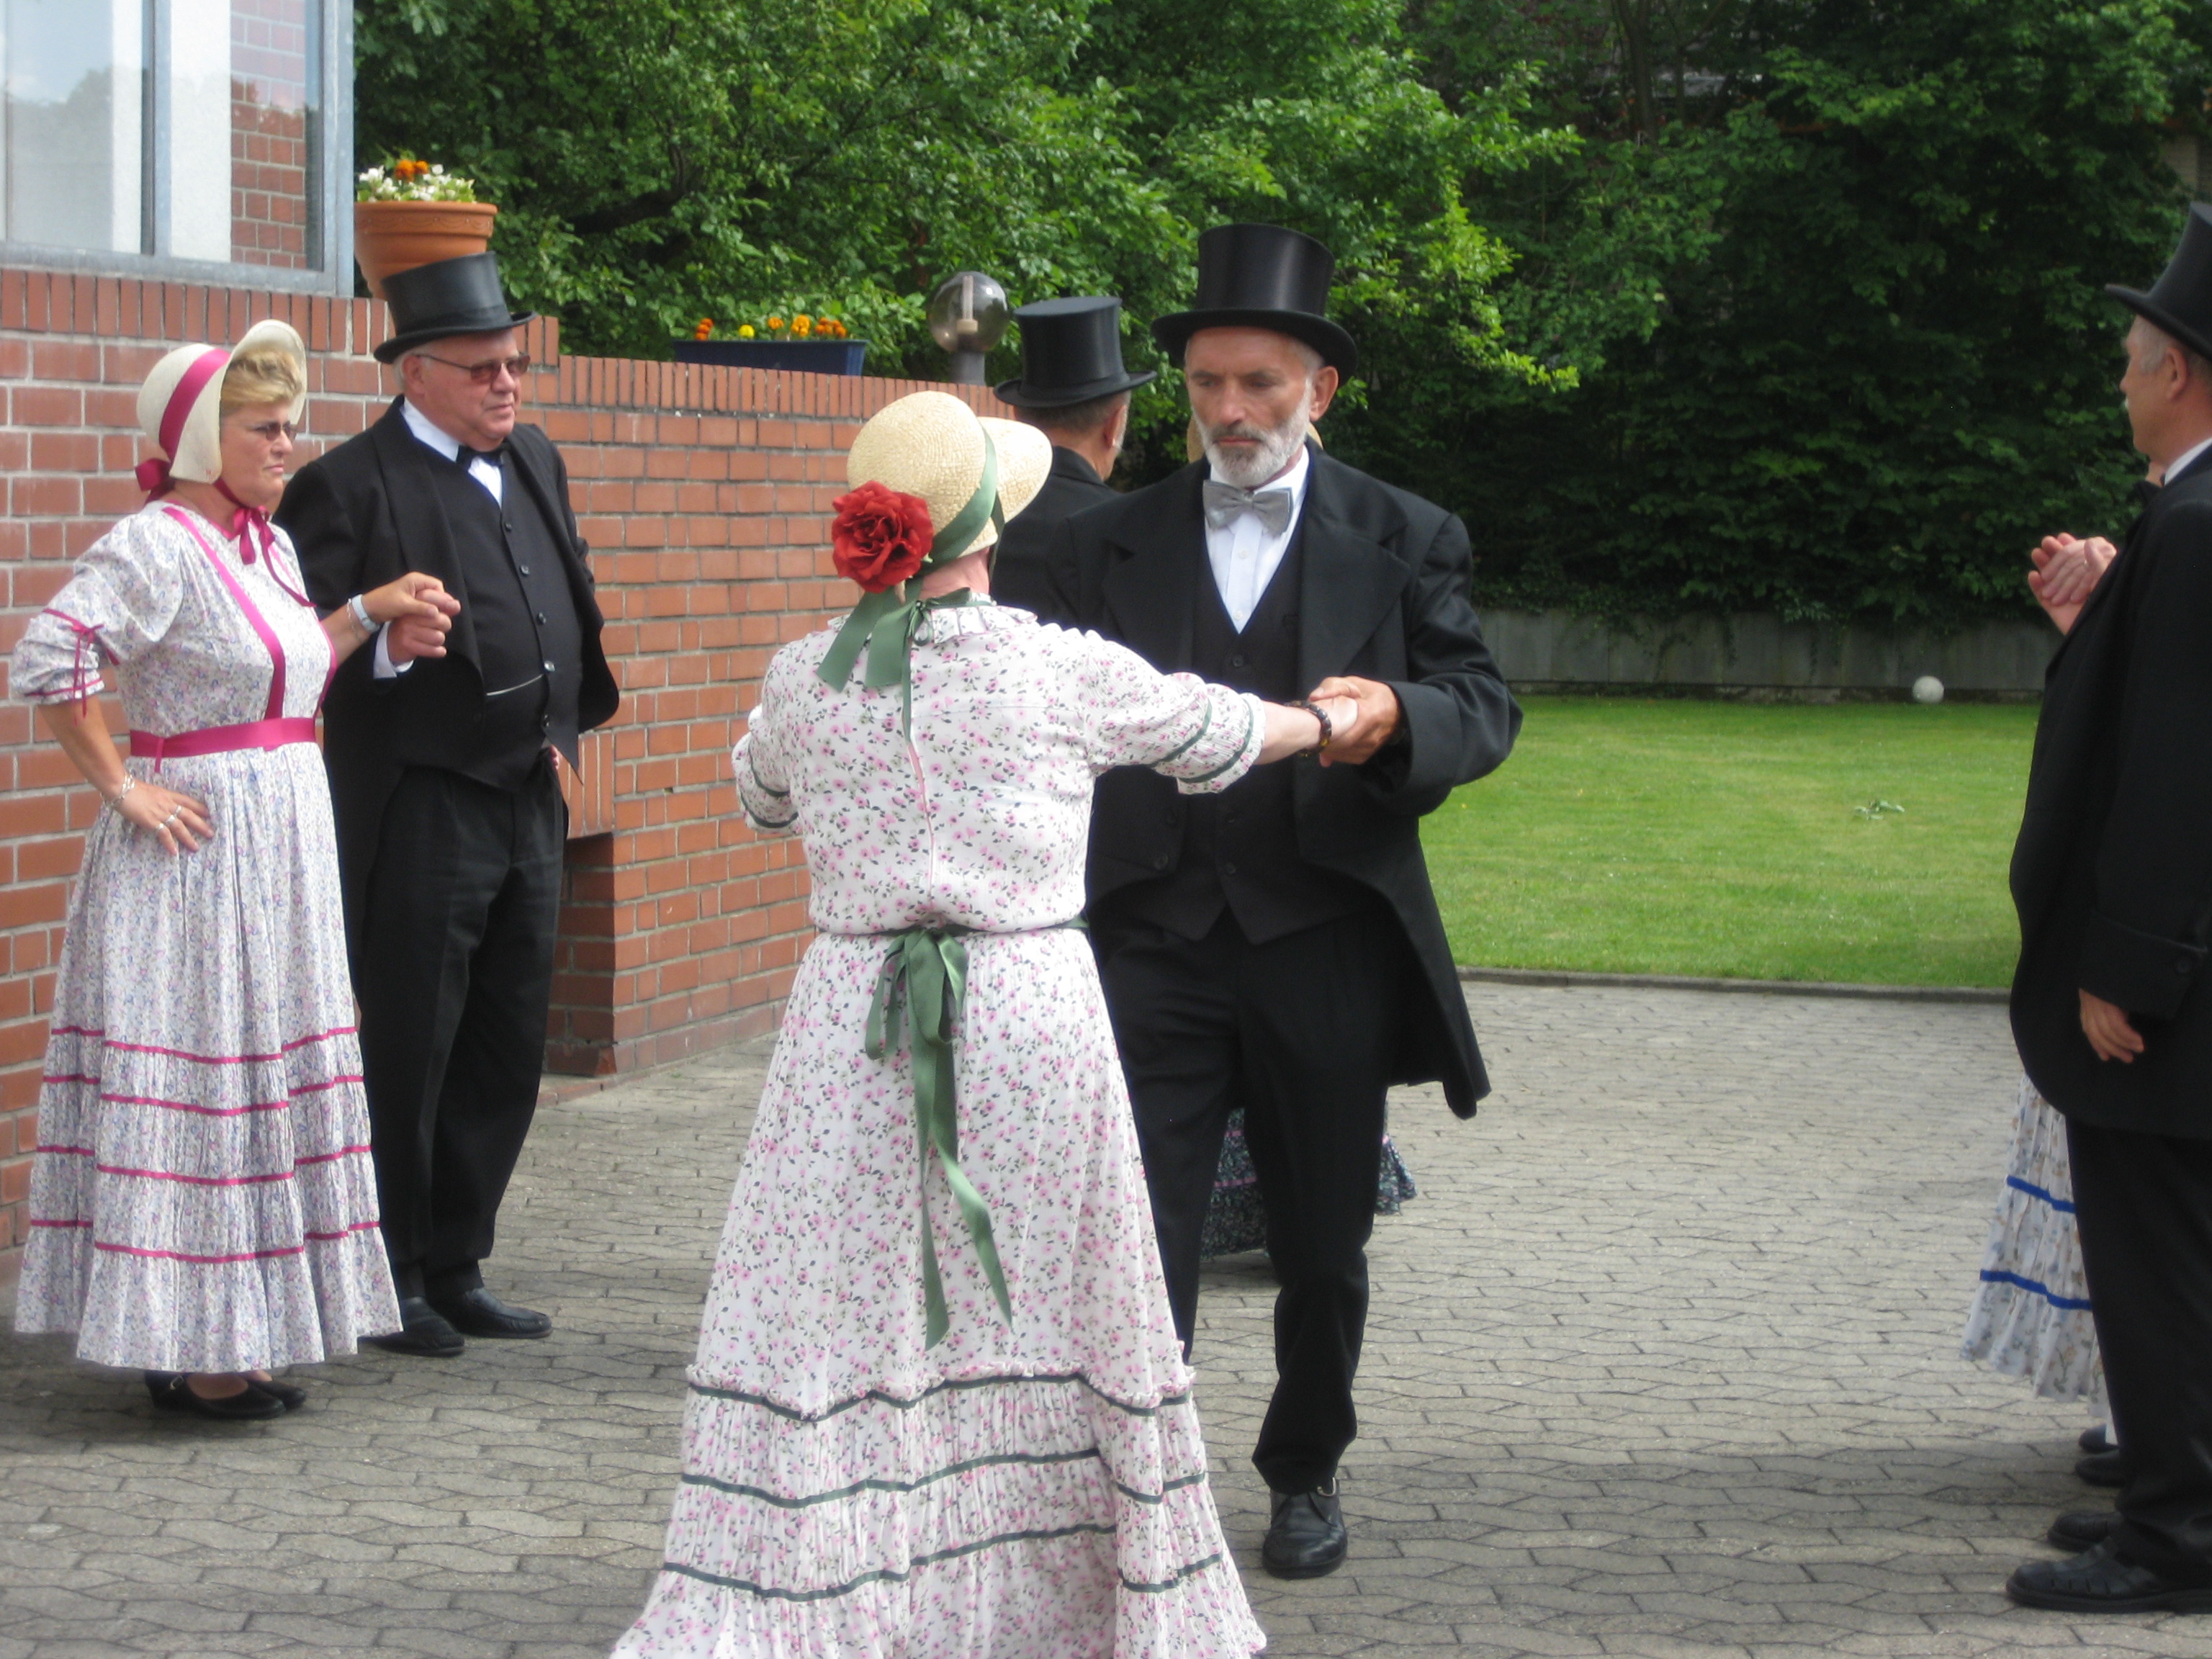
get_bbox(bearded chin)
[1203,413,1307,489]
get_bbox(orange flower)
[793,315,814,337]
[765,315,785,332]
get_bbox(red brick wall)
[0,266,1005,1272]
[231,0,313,269]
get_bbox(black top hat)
[2108,204,2212,363]
[374,251,536,364]
[994,297,1156,410]
[1151,224,1357,377]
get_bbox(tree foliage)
[357,0,2212,626]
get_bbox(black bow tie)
[459,445,504,469]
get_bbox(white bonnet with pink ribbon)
[133,318,306,495]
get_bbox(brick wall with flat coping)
[0,266,1003,1269]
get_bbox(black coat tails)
[2012,451,2212,1137]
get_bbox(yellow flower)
[793,315,814,337]
[737,324,755,338]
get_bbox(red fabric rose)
[831,481,935,592]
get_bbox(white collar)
[1207,438,1312,506]
[400,397,470,460]
[2164,435,2212,487]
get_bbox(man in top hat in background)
[2005,203,2212,1614]
[277,253,619,1359]
[987,295,1154,613]
[1039,223,1520,1578]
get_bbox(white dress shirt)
[2166,434,2212,487]
[374,400,504,678]
[1205,444,1310,632]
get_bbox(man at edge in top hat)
[2003,202,2212,1613]
[1038,223,1521,1578]
[989,295,1153,613]
[276,253,619,1357]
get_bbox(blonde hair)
[221,347,304,414]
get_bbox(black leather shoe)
[2049,1510,2121,1550]
[246,1375,307,1411]
[364,1296,467,1357]
[2007,1541,2212,1612]
[426,1285,551,1339]
[1262,1480,1348,1579]
[2078,1425,2116,1455]
[146,1372,286,1421]
[2077,1447,2130,1488]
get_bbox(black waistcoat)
[1105,529,1370,943]
[406,456,585,789]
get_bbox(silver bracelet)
[348,594,379,636]
[104,775,138,811]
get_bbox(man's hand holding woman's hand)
[1305,675,1403,766]
[374,573,460,665]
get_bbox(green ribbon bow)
[818,431,1007,729]
[864,923,1015,1348]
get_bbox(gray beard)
[1200,412,1307,489]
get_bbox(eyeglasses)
[415,351,532,384]
[238,420,302,443]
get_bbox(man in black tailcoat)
[1040,223,1520,1578]
[2005,204,2212,1614]
[988,295,1152,613]
[276,254,619,1357]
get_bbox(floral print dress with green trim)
[618,601,1268,1658]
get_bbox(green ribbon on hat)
[863,922,1013,1348]
[817,431,1006,728]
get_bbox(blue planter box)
[673,338,870,376]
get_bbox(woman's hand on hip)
[114,782,213,855]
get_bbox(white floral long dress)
[618,602,1268,1658]
[10,500,399,1371]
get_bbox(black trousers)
[1095,906,1406,1493]
[356,762,565,1298]
[2067,1118,2212,1582]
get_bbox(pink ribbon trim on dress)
[130,716,316,766]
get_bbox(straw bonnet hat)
[846,391,1052,560]
[135,318,306,490]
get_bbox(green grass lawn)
[1422,696,2039,988]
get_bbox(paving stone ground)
[2,983,2198,1658]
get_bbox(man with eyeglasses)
[278,252,619,1359]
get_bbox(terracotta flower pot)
[354,200,500,299]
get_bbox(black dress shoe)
[2007,1540,2212,1612]
[364,1296,467,1357]
[426,1285,551,1339]
[145,1372,286,1421]
[2077,1447,2130,1488]
[246,1375,307,1411]
[2079,1425,2116,1455]
[1262,1480,1348,1579]
[2049,1510,2121,1550]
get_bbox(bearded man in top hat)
[276,253,619,1358]
[1038,222,1520,1578]
[2004,203,2212,1614]
[988,295,1154,613]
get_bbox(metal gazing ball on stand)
[927,271,1009,385]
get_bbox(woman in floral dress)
[618,392,1348,1657]
[11,322,454,1419]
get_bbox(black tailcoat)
[2011,451,2212,1136]
[276,400,619,924]
[1043,447,1520,1115]
[991,445,1114,616]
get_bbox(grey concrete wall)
[1479,608,2055,696]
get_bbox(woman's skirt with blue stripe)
[1960,1076,2103,1408]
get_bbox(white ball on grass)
[1911,675,1945,705]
